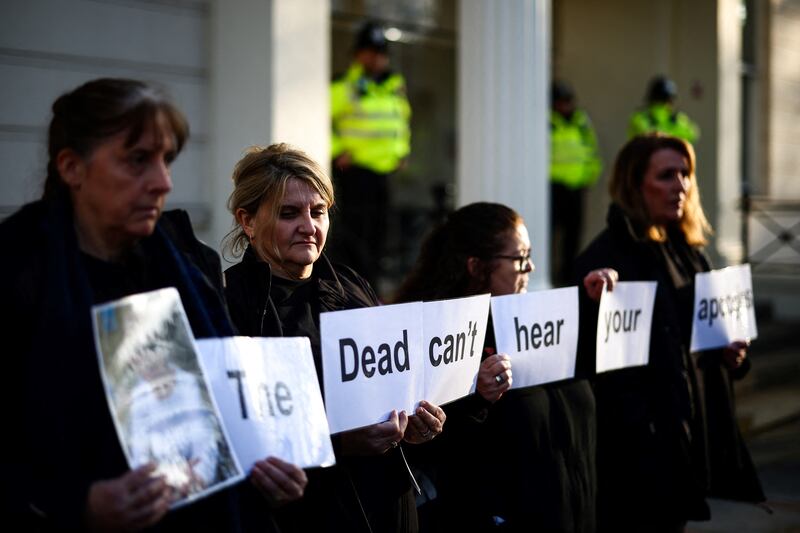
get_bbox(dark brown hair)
[44,78,189,199]
[393,202,522,302]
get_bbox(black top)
[0,195,243,532]
[224,247,417,533]
[574,203,764,529]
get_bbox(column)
[457,0,552,287]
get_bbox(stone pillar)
[715,0,744,264]
[457,0,552,287]
[209,0,330,259]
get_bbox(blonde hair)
[609,134,712,246]
[223,143,334,261]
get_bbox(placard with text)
[197,336,335,471]
[491,287,580,388]
[595,281,657,373]
[422,294,490,405]
[321,302,424,434]
[690,264,757,352]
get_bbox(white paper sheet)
[690,264,758,352]
[321,302,424,434]
[491,287,580,388]
[197,336,335,471]
[595,281,658,373]
[422,294,490,405]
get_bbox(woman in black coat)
[222,143,446,533]
[574,134,764,532]
[394,202,606,533]
[0,78,303,532]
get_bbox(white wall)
[0,0,211,225]
[209,0,329,259]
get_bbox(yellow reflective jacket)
[628,103,699,143]
[331,63,411,174]
[550,109,602,189]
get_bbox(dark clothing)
[411,319,596,533]
[574,204,764,530]
[224,247,417,533]
[329,164,390,287]
[551,182,585,286]
[479,325,597,533]
[0,194,244,532]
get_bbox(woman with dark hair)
[574,134,764,531]
[222,143,446,533]
[395,202,608,532]
[0,78,305,532]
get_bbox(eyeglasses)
[492,253,534,273]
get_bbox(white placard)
[422,294,490,405]
[690,264,758,352]
[491,287,580,388]
[595,281,658,373]
[92,288,243,509]
[197,337,335,471]
[321,302,424,434]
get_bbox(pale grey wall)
[0,0,212,227]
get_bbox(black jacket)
[574,204,764,529]
[478,326,597,533]
[224,247,417,533]
[0,195,242,532]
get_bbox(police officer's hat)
[355,21,388,53]
[551,81,575,104]
[647,76,678,103]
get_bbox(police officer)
[330,21,411,287]
[628,75,699,143]
[550,81,602,285]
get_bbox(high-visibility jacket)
[628,103,699,143]
[331,63,411,174]
[550,109,602,190]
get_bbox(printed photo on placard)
[92,288,243,508]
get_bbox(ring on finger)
[494,374,505,385]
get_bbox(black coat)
[224,247,417,533]
[478,325,597,533]
[574,204,764,529]
[0,195,243,532]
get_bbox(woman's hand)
[86,464,170,532]
[722,339,750,370]
[339,410,408,456]
[583,268,619,302]
[250,457,308,508]
[476,354,512,403]
[404,400,446,444]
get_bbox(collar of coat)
[237,245,355,313]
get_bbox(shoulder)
[320,258,380,309]
[0,201,48,279]
[158,210,222,285]
[0,200,47,246]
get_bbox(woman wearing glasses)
[394,202,610,532]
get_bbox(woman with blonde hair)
[223,143,446,533]
[574,134,764,531]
